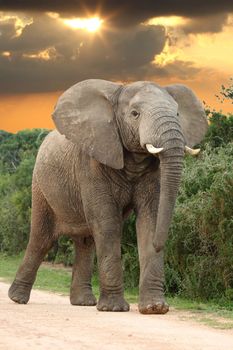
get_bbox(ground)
[1,282,233,350]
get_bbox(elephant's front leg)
[136,213,169,315]
[81,164,129,312]
[91,215,129,312]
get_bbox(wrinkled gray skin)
[8,80,208,314]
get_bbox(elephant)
[8,79,208,314]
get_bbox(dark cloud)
[0,1,233,27]
[0,2,231,94]
[181,13,229,34]
[0,51,200,94]
[0,15,75,52]
[164,12,229,49]
[0,19,16,39]
[0,14,169,93]
[22,19,77,51]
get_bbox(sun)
[63,17,103,32]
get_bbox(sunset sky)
[0,1,233,133]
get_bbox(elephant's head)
[52,79,208,252]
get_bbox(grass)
[197,317,233,330]
[168,296,233,329]
[167,296,233,320]
[1,252,233,329]
[0,252,76,295]
[0,252,138,301]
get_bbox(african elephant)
[8,79,208,314]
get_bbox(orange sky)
[0,11,232,133]
[0,92,59,132]
[0,81,232,133]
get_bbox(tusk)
[185,146,201,156]
[146,144,164,154]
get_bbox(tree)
[216,77,233,104]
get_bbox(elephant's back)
[36,129,75,164]
[34,129,78,175]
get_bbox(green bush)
[203,112,233,148]
[0,129,49,253]
[48,236,75,266]
[166,143,233,299]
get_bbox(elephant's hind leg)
[8,181,55,304]
[70,236,97,306]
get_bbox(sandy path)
[0,282,233,350]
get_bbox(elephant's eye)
[131,110,140,118]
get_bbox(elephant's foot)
[70,291,97,306]
[139,296,169,315]
[97,293,129,312]
[8,279,32,304]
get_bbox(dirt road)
[0,282,233,350]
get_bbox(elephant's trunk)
[153,151,183,252]
[140,112,185,252]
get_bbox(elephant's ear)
[52,79,124,169]
[165,84,208,147]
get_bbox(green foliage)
[51,236,75,266]
[0,129,50,253]
[0,129,49,174]
[203,113,233,148]
[215,77,233,104]
[167,143,233,300]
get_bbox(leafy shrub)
[166,143,233,299]
[0,129,49,253]
[52,236,75,266]
[203,112,233,148]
